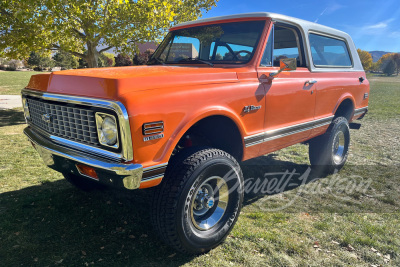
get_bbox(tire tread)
[150,147,241,253]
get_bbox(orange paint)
[25,15,369,188]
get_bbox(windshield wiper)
[178,58,214,67]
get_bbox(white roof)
[173,12,347,37]
[172,12,363,72]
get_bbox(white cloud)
[326,3,345,14]
[363,18,395,30]
[390,31,400,37]
[365,22,388,29]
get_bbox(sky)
[201,0,400,52]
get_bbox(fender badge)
[143,134,164,142]
[243,105,262,113]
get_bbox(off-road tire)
[151,147,244,254]
[309,116,350,174]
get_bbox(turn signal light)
[76,164,98,180]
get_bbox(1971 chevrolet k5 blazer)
[22,12,369,253]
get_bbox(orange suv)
[22,12,369,253]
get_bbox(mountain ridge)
[369,51,393,62]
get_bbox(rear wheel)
[151,148,244,254]
[309,117,350,174]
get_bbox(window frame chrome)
[21,88,133,162]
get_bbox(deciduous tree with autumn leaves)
[357,49,400,76]
[378,53,400,76]
[357,49,373,71]
[0,0,218,68]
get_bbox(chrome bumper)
[24,127,143,190]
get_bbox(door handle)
[305,80,317,85]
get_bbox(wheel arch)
[332,94,356,121]
[159,108,246,163]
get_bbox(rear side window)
[309,33,352,67]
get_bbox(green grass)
[0,74,399,266]
[0,71,43,95]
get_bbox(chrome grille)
[26,97,99,146]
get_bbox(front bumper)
[24,127,143,190]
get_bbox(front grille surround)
[21,89,133,162]
[26,97,100,147]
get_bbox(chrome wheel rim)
[333,131,345,164]
[190,176,229,231]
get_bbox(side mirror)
[270,58,297,78]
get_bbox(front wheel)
[309,117,350,174]
[151,148,244,254]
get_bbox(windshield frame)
[149,19,267,67]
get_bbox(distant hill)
[369,51,392,62]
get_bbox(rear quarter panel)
[313,71,369,117]
[312,71,369,136]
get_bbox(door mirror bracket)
[269,58,297,78]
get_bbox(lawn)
[0,71,43,95]
[0,72,399,266]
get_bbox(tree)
[377,53,395,68]
[78,57,88,69]
[53,51,79,69]
[115,54,133,67]
[27,52,54,70]
[370,62,380,72]
[392,53,400,76]
[357,49,372,71]
[0,0,218,68]
[101,52,115,67]
[6,59,21,71]
[377,53,400,75]
[133,49,155,65]
[382,59,396,76]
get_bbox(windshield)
[149,20,266,66]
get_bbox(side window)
[260,24,305,67]
[260,29,273,66]
[309,33,352,67]
[273,26,302,67]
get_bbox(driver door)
[257,23,316,154]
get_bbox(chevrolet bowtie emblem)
[42,113,51,123]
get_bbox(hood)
[26,65,239,100]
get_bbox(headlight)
[95,112,119,148]
[22,97,30,120]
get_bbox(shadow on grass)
[0,108,25,127]
[1,157,398,265]
[0,180,196,266]
[0,154,330,266]
[241,154,326,206]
